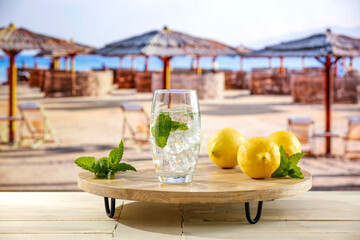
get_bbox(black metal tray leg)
[244,201,263,224]
[104,197,116,218]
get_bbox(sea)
[0,55,359,83]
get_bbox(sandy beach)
[0,84,359,191]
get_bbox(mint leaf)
[106,170,113,180]
[112,163,137,172]
[95,172,108,179]
[154,113,188,148]
[288,166,304,179]
[271,146,288,178]
[171,121,189,132]
[109,140,124,164]
[271,145,305,179]
[74,157,95,173]
[289,152,306,167]
[75,141,137,179]
[154,113,172,148]
[94,157,109,175]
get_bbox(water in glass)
[150,90,201,184]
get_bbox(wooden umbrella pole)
[240,56,244,72]
[119,57,123,69]
[212,56,217,72]
[162,57,171,89]
[131,57,135,71]
[70,55,75,73]
[196,56,201,74]
[145,56,149,72]
[324,56,332,154]
[301,56,305,72]
[65,57,69,71]
[280,57,284,73]
[269,57,272,68]
[70,55,76,96]
[5,50,19,143]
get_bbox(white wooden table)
[0,191,359,239]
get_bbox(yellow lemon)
[268,130,301,157]
[237,137,280,178]
[208,128,245,169]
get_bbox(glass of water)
[150,89,201,184]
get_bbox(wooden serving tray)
[78,162,312,223]
[78,162,312,204]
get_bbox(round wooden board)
[78,162,312,204]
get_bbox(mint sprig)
[153,113,189,148]
[271,145,306,179]
[74,140,136,179]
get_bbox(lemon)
[237,137,280,178]
[268,130,301,157]
[208,128,245,169]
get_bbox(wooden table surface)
[0,191,359,239]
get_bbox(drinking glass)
[150,90,201,184]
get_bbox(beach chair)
[120,103,150,145]
[343,116,360,156]
[17,102,57,148]
[288,116,315,154]
[0,115,23,143]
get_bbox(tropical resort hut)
[0,23,84,142]
[248,29,360,154]
[94,26,238,89]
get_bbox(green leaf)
[154,113,189,148]
[271,145,305,179]
[106,170,114,180]
[94,157,109,174]
[74,157,95,173]
[271,146,288,178]
[170,121,189,132]
[154,113,172,148]
[95,172,108,179]
[289,152,306,167]
[109,140,124,164]
[113,162,137,172]
[288,166,304,179]
[74,141,137,179]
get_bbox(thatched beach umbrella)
[248,29,360,154]
[94,26,238,89]
[0,23,82,142]
[36,40,94,72]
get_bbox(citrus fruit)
[208,128,245,169]
[237,137,280,178]
[268,130,301,157]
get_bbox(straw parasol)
[94,26,238,89]
[248,29,360,154]
[0,23,84,142]
[36,40,94,72]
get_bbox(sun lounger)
[17,102,57,148]
[343,116,360,156]
[0,115,23,143]
[120,103,150,145]
[288,116,315,154]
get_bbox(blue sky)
[0,0,359,48]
